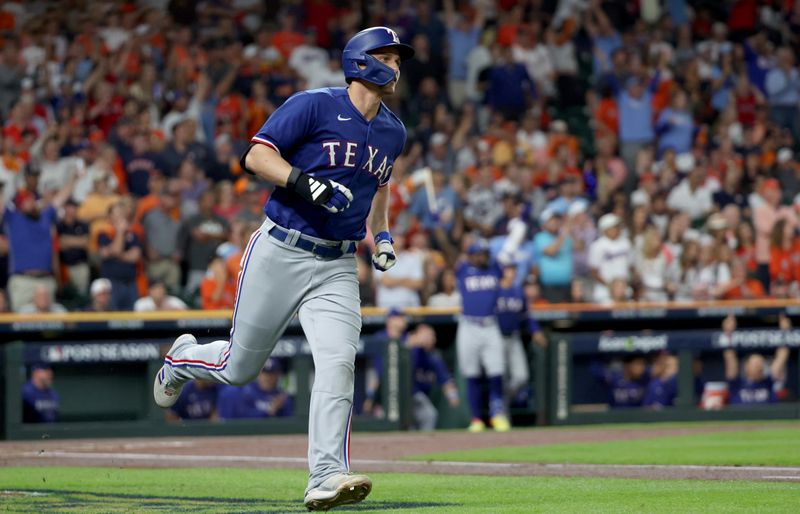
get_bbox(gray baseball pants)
[165,217,361,492]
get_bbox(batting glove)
[321,180,353,214]
[286,167,352,213]
[372,231,397,271]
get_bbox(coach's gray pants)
[456,317,505,378]
[167,218,361,491]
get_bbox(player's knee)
[227,367,261,386]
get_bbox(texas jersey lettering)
[251,87,406,241]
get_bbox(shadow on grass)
[0,489,457,512]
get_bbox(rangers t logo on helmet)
[342,27,415,87]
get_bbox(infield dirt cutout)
[2,422,799,482]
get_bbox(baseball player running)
[455,239,511,432]
[153,27,414,511]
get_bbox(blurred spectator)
[633,227,671,302]
[443,0,485,108]
[768,219,800,297]
[588,214,632,303]
[167,380,218,422]
[22,363,59,423]
[97,202,142,311]
[667,166,715,223]
[567,200,596,280]
[178,190,230,295]
[722,257,767,300]
[754,178,795,291]
[160,118,208,175]
[200,255,236,310]
[532,209,573,302]
[376,234,424,309]
[142,179,183,290]
[3,186,68,311]
[122,131,161,197]
[212,180,241,222]
[617,75,659,175]
[655,90,694,157]
[133,279,188,312]
[77,169,121,231]
[693,238,734,300]
[774,148,798,205]
[484,45,536,121]
[722,314,790,405]
[57,198,90,296]
[765,47,800,143]
[19,284,67,314]
[85,278,113,312]
[427,268,461,308]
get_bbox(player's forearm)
[368,185,390,236]
[243,144,293,187]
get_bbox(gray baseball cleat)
[153,334,196,408]
[303,473,372,511]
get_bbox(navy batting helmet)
[342,27,415,86]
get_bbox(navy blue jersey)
[496,285,540,336]
[728,376,775,405]
[411,347,452,396]
[251,87,406,241]
[456,262,502,317]
[216,384,245,420]
[22,382,59,423]
[239,382,294,418]
[642,375,677,408]
[593,364,650,408]
[169,382,217,420]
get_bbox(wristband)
[286,166,303,190]
[375,231,393,244]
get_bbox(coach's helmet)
[342,27,415,86]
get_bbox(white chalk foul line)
[10,451,800,476]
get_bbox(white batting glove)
[372,232,397,271]
[322,180,354,214]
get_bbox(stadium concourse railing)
[2,299,800,440]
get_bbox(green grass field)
[1,467,798,514]
[2,423,799,512]
[415,427,800,467]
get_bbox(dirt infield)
[3,422,800,482]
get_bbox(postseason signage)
[570,329,800,354]
[712,330,800,349]
[24,337,370,364]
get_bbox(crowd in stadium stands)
[2,0,800,314]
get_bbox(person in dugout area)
[166,380,219,421]
[363,308,459,430]
[217,358,294,419]
[455,238,510,432]
[721,313,791,405]
[22,363,59,423]
[592,354,650,408]
[496,264,547,409]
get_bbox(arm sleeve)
[251,92,317,157]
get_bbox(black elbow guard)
[240,143,257,175]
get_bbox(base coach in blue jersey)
[153,27,414,511]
